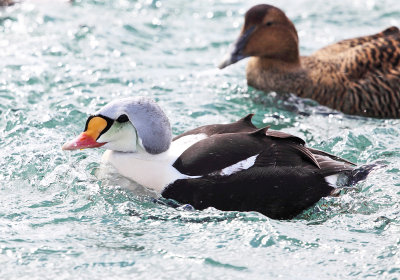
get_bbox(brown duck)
[219,4,400,118]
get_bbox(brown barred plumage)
[219,4,400,118]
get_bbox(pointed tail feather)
[348,162,384,185]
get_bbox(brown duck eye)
[116,114,129,123]
[265,21,273,26]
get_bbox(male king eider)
[63,97,369,219]
[219,4,400,118]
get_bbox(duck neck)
[246,56,311,96]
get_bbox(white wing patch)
[216,154,258,176]
[324,174,339,187]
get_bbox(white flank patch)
[324,174,339,187]
[217,154,258,176]
[101,133,207,193]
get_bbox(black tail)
[348,162,383,185]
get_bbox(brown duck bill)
[218,26,255,69]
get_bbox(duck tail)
[348,162,384,185]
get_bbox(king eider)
[63,97,369,219]
[219,4,400,118]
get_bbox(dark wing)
[173,129,265,176]
[173,114,257,141]
[307,147,355,165]
[253,142,320,169]
[307,148,355,177]
[173,127,323,176]
[265,129,305,145]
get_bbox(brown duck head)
[219,4,300,69]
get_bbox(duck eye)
[265,21,273,26]
[116,114,129,123]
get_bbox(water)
[1,0,400,279]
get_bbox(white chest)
[101,134,207,193]
[102,150,185,193]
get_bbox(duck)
[63,97,369,219]
[219,4,400,118]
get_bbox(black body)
[162,115,357,219]
[163,167,333,219]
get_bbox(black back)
[172,126,339,176]
[173,114,257,141]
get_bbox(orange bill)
[62,116,108,150]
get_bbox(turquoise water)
[1,0,400,278]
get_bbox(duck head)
[219,4,300,69]
[62,97,172,154]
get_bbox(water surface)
[1,0,400,279]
